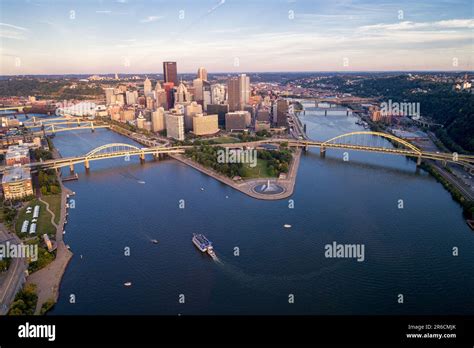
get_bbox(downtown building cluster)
[102,62,291,141]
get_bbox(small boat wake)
[119,171,145,184]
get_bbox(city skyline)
[1,0,473,75]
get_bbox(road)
[0,226,27,315]
[432,162,474,201]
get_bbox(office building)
[207,104,229,126]
[193,78,204,101]
[163,82,175,109]
[175,82,191,103]
[203,80,211,111]
[227,74,249,111]
[256,109,271,122]
[197,67,208,81]
[163,61,178,85]
[225,111,251,131]
[125,90,138,105]
[152,107,166,132]
[136,112,146,129]
[5,145,30,166]
[154,82,168,109]
[211,84,226,104]
[105,88,115,105]
[166,113,185,141]
[146,96,155,109]
[144,77,152,96]
[184,102,203,131]
[115,93,125,106]
[120,109,135,122]
[192,114,219,136]
[276,99,288,127]
[255,120,271,132]
[2,167,34,200]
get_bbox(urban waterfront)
[44,101,474,315]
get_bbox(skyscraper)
[211,84,226,104]
[193,78,204,101]
[197,67,208,81]
[144,77,152,96]
[175,82,191,103]
[165,113,185,141]
[227,74,249,111]
[276,99,289,127]
[163,62,178,85]
[152,107,166,132]
[163,82,175,110]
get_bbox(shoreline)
[25,148,73,315]
[107,123,302,200]
[169,147,301,201]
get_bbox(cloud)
[359,19,474,31]
[0,23,28,31]
[140,16,163,23]
[0,23,28,40]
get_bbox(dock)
[61,173,79,182]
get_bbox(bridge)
[0,106,25,112]
[0,143,187,173]
[1,131,473,174]
[213,131,474,166]
[24,118,110,135]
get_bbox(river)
[35,101,473,315]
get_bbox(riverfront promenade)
[169,148,302,200]
[25,148,73,314]
[26,184,73,314]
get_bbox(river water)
[35,101,473,315]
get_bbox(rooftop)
[2,166,32,183]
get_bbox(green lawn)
[240,158,276,179]
[210,136,241,144]
[15,199,56,239]
[41,195,62,225]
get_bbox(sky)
[0,0,473,74]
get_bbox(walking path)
[169,148,301,200]
[26,181,73,314]
[38,197,58,229]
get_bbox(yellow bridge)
[2,143,187,173]
[1,131,473,174]
[24,117,109,135]
[0,106,25,112]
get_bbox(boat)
[192,233,212,252]
[151,239,159,244]
[137,180,146,184]
[284,224,292,228]
[200,187,205,191]
[124,282,132,287]
[207,247,218,260]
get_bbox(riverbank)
[169,148,301,200]
[25,146,73,314]
[25,183,73,314]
